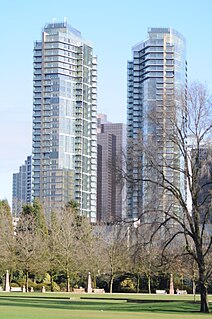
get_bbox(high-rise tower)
[127,28,187,220]
[12,155,32,217]
[32,22,97,222]
[97,114,126,223]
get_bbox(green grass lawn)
[0,292,211,319]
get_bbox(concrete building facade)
[97,114,126,223]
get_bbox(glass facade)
[32,22,97,222]
[127,28,187,221]
[12,156,32,217]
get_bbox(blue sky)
[0,0,212,206]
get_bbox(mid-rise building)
[127,28,187,221]
[12,156,32,216]
[32,21,97,221]
[97,114,126,223]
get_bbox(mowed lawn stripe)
[0,293,211,319]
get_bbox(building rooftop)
[44,21,82,38]
[132,27,185,52]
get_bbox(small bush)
[120,278,136,293]
[51,282,60,292]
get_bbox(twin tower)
[14,23,187,223]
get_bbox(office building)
[12,156,32,216]
[97,114,126,223]
[32,21,97,221]
[127,28,187,220]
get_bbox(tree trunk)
[66,270,70,292]
[136,274,140,293]
[110,274,114,293]
[196,245,210,313]
[192,279,196,303]
[199,281,210,313]
[147,275,151,294]
[50,273,54,292]
[25,270,29,293]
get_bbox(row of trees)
[0,199,210,296]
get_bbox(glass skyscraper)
[32,22,97,222]
[12,155,32,217]
[127,28,187,221]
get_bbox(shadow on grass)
[0,296,211,314]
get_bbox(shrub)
[119,278,136,293]
[51,282,60,292]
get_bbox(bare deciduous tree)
[131,225,162,293]
[96,223,130,293]
[49,202,92,292]
[0,200,15,277]
[15,214,49,291]
[126,82,212,313]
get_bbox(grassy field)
[0,292,211,319]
